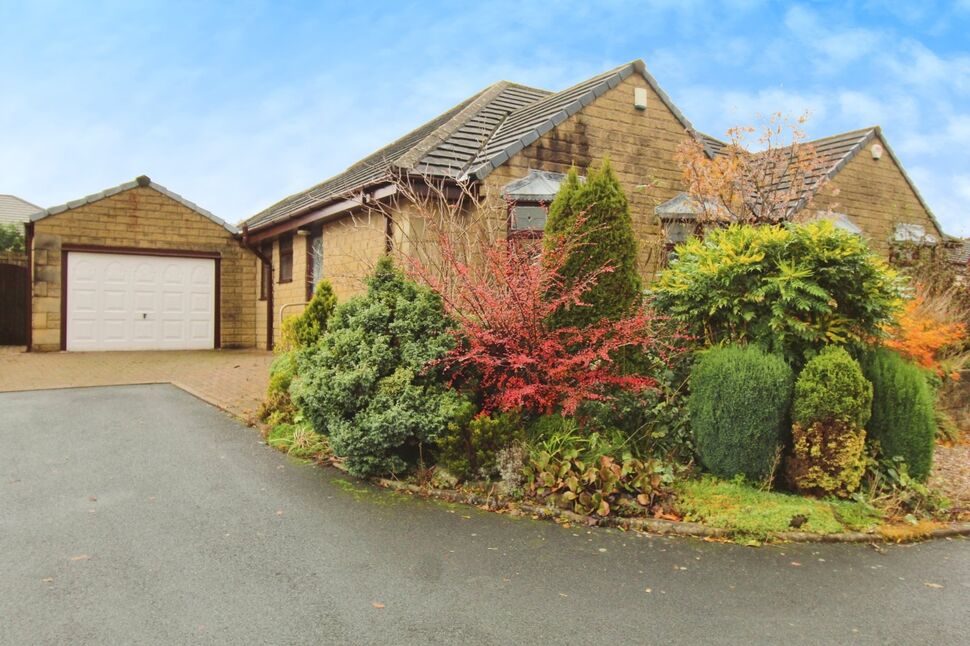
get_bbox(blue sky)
[2,1,969,234]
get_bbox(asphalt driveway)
[1,385,967,645]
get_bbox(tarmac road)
[1,384,967,645]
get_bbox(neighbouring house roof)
[0,194,41,227]
[244,59,707,232]
[29,175,238,234]
[948,238,970,266]
[697,133,727,157]
[701,126,945,237]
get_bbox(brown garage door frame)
[59,243,222,352]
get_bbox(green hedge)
[786,347,871,497]
[862,348,936,481]
[688,345,794,481]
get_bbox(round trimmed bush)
[862,348,936,481]
[786,347,872,497]
[792,347,872,429]
[688,345,794,481]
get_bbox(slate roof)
[700,126,944,236]
[244,60,703,231]
[948,239,970,266]
[29,175,238,234]
[245,82,550,230]
[0,194,41,226]
[243,60,945,240]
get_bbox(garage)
[65,250,217,351]
[26,175,257,352]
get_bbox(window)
[660,220,701,267]
[278,235,293,283]
[259,242,272,300]
[511,204,547,231]
[307,231,323,300]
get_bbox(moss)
[675,476,882,540]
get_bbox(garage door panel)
[72,289,97,312]
[162,291,184,313]
[103,289,127,312]
[66,252,215,351]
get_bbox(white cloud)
[783,5,883,74]
[906,167,970,236]
[884,41,970,93]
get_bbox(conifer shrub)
[653,220,904,366]
[688,345,794,481]
[257,352,297,426]
[279,280,337,351]
[786,347,872,497]
[294,256,471,477]
[862,348,936,481]
[435,412,525,481]
[543,160,642,327]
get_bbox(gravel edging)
[372,476,970,544]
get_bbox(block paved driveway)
[0,346,273,421]
[1,384,968,645]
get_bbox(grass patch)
[675,476,883,540]
[267,422,330,461]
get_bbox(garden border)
[250,421,969,545]
[369,475,970,544]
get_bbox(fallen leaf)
[790,562,802,567]
[924,582,944,589]
[70,554,90,561]
[88,495,97,502]
[372,602,385,609]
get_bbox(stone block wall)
[30,186,256,351]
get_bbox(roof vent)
[870,143,883,160]
[634,87,648,111]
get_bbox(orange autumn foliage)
[884,295,966,377]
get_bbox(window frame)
[507,201,548,239]
[306,229,323,301]
[660,218,704,267]
[278,234,294,284]
[259,241,272,300]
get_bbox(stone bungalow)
[22,59,946,351]
[241,59,944,350]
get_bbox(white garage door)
[66,252,216,351]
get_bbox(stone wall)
[481,73,692,278]
[30,186,256,351]
[810,136,942,257]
